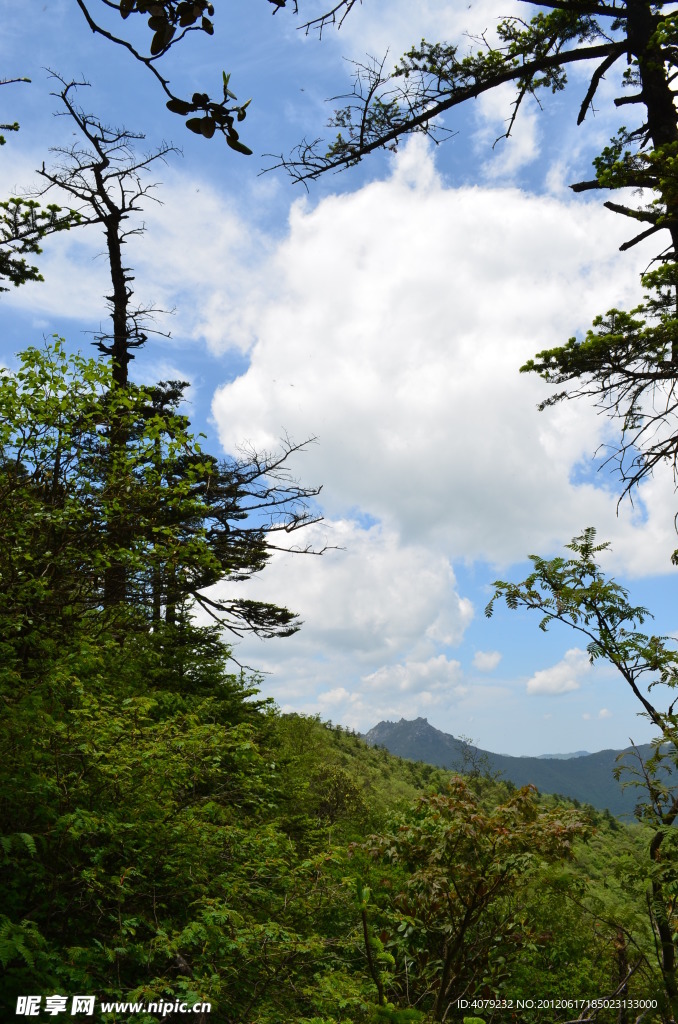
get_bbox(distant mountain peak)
[362,717,656,818]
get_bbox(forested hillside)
[3,0,678,1020]
[0,603,668,1022]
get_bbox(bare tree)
[36,75,177,388]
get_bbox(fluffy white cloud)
[474,83,540,180]
[526,648,591,696]
[473,650,502,672]
[363,655,464,694]
[205,514,472,661]
[196,516,477,730]
[312,655,470,731]
[211,138,677,572]
[301,656,481,734]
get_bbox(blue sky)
[2,0,678,756]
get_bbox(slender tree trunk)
[361,906,385,1007]
[104,213,131,390]
[649,828,678,1019]
[102,212,132,608]
[432,903,476,1022]
[627,0,678,361]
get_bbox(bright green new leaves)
[0,341,217,643]
[0,341,308,644]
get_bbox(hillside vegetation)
[0,343,674,1023]
[0,642,668,1021]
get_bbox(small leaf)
[226,135,253,155]
[222,71,236,100]
[166,98,193,115]
[150,29,166,55]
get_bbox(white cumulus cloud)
[473,650,502,672]
[363,655,464,694]
[200,517,474,724]
[211,138,677,573]
[526,648,591,696]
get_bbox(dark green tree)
[30,79,322,617]
[0,198,80,291]
[0,342,319,650]
[127,378,322,636]
[0,341,333,1020]
[0,78,82,290]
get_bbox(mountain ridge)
[535,749,590,759]
[363,717,655,818]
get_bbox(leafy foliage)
[4,438,663,1019]
[0,340,321,644]
[352,779,588,1021]
[486,528,678,732]
[0,198,81,290]
[488,530,678,1017]
[73,1,255,150]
